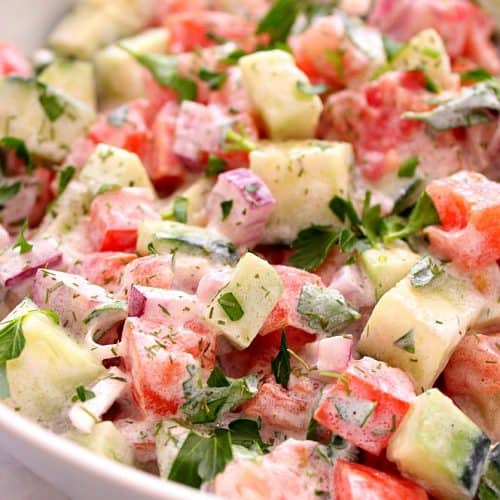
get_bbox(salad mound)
[0,1,499,499]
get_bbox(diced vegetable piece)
[69,367,128,433]
[95,28,169,105]
[205,253,283,349]
[360,242,421,299]
[39,59,96,110]
[49,0,154,59]
[155,420,190,479]
[333,459,429,500]
[443,332,500,442]
[387,389,491,500]
[426,171,500,268]
[0,77,95,162]
[328,264,375,310]
[89,188,160,252]
[478,443,500,500]
[357,266,485,391]
[391,29,456,90]
[239,50,323,140]
[260,265,323,335]
[243,376,322,436]
[66,421,134,465]
[250,140,352,244]
[122,317,215,417]
[32,269,127,342]
[5,301,104,423]
[303,336,353,376]
[315,357,415,455]
[128,285,200,326]
[80,144,154,197]
[137,220,237,265]
[0,238,61,292]
[206,168,276,249]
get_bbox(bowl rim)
[0,403,213,499]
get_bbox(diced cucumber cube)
[479,443,500,500]
[205,253,283,349]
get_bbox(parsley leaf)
[0,316,26,364]
[12,219,33,254]
[168,429,233,488]
[289,225,338,271]
[329,196,362,229]
[394,330,415,354]
[0,181,21,206]
[256,0,299,44]
[182,365,258,424]
[409,256,444,288]
[72,385,96,403]
[218,292,244,321]
[228,419,268,452]
[220,200,233,221]
[297,284,360,336]
[398,156,419,178]
[0,137,34,174]
[206,154,227,176]
[96,183,121,196]
[271,331,291,389]
[224,128,257,152]
[403,80,500,130]
[36,82,65,121]
[120,46,198,102]
[361,192,383,246]
[383,191,440,242]
[173,196,188,223]
[198,68,228,90]
[58,165,76,195]
[296,81,328,96]
[220,49,247,65]
[460,68,492,84]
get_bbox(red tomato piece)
[0,41,31,77]
[88,188,160,252]
[165,11,259,54]
[426,171,500,268]
[444,332,500,441]
[260,265,322,335]
[68,252,137,293]
[314,357,415,455]
[28,166,55,227]
[63,138,96,171]
[144,101,187,194]
[122,317,215,418]
[243,375,322,435]
[333,460,428,500]
[88,100,151,161]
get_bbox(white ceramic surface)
[0,2,213,498]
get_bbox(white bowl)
[0,2,212,498]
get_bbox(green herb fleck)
[218,292,244,321]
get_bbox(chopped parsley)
[398,156,420,178]
[173,196,188,224]
[57,165,76,195]
[228,419,268,452]
[36,82,65,121]
[289,225,338,271]
[220,200,233,221]
[12,219,33,254]
[218,292,244,321]
[409,256,444,288]
[72,385,96,403]
[394,330,416,354]
[223,128,257,152]
[460,68,493,84]
[256,0,299,44]
[198,68,227,90]
[0,137,33,174]
[206,155,227,176]
[271,331,291,389]
[0,181,21,206]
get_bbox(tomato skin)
[426,171,500,268]
[0,41,31,77]
[333,460,429,500]
[314,357,415,455]
[28,167,55,227]
[88,188,160,252]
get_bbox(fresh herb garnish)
[296,81,328,96]
[168,429,233,488]
[0,137,34,174]
[220,200,233,221]
[206,155,227,176]
[398,156,419,178]
[220,49,247,65]
[297,284,360,336]
[96,183,121,196]
[173,196,188,224]
[182,365,258,424]
[256,0,299,44]
[403,80,500,130]
[36,82,65,121]
[271,331,291,389]
[224,128,257,152]
[198,68,228,90]
[72,385,96,403]
[58,165,76,195]
[289,225,338,271]
[218,292,244,321]
[394,330,416,354]
[228,419,268,452]
[0,182,21,206]
[460,68,493,84]
[409,256,444,288]
[119,46,198,102]
[12,219,33,254]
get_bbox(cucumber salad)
[0,0,500,498]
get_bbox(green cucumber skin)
[460,433,491,495]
